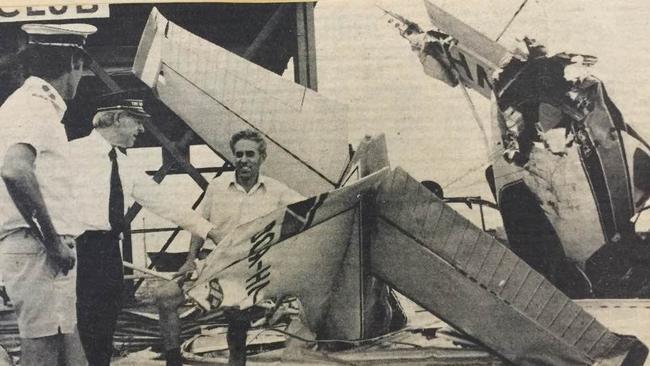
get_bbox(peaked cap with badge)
[21,23,97,49]
[96,91,151,118]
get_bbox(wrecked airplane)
[121,6,649,366]
[385,0,650,300]
[0,2,648,365]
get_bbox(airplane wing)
[371,166,648,366]
[186,167,390,330]
[132,8,349,197]
[422,0,509,98]
[423,0,508,68]
[384,0,509,99]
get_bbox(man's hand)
[173,259,196,281]
[206,228,220,244]
[2,143,75,274]
[47,236,76,275]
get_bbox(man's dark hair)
[19,45,84,81]
[0,54,25,104]
[229,129,267,159]
[421,180,444,198]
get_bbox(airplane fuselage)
[390,0,650,297]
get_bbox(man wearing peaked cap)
[22,23,97,49]
[96,98,151,116]
[0,23,96,366]
[69,95,224,366]
[18,23,96,101]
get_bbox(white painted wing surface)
[132,8,349,196]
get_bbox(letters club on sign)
[0,5,109,22]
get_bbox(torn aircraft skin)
[386,0,650,299]
[181,138,649,366]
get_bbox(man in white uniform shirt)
[156,129,304,366]
[0,23,96,366]
[70,96,222,365]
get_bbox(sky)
[128,0,650,264]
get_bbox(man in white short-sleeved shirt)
[189,168,306,251]
[0,23,96,366]
[156,129,304,366]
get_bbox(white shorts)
[0,229,77,338]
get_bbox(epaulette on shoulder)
[30,89,58,107]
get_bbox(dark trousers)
[76,231,124,366]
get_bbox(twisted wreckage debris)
[386,0,650,299]
[130,3,650,365]
[174,154,648,365]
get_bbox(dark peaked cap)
[96,97,151,118]
[21,23,97,49]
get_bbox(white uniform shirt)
[199,173,305,247]
[0,76,83,239]
[69,130,214,238]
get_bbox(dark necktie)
[109,148,124,235]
